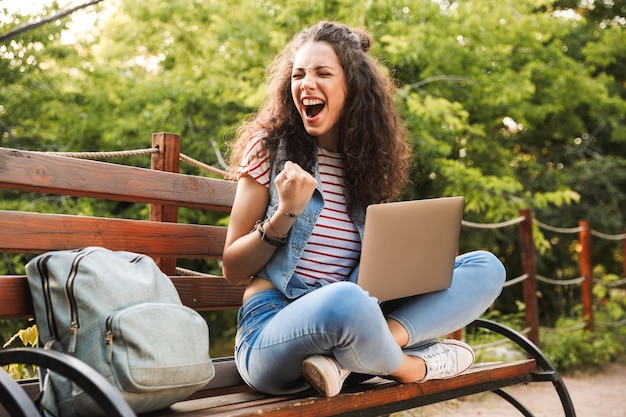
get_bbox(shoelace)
[424,346,456,378]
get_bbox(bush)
[469,303,626,374]
[540,319,625,373]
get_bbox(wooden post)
[579,220,594,331]
[519,209,540,346]
[150,132,180,275]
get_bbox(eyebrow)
[292,65,336,72]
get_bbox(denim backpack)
[25,247,215,417]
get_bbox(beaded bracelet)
[253,219,287,247]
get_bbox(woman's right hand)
[222,161,316,286]
[273,161,318,216]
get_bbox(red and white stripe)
[240,139,360,285]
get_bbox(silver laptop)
[357,196,464,301]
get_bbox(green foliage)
[538,266,626,372]
[2,0,623,220]
[540,318,625,372]
[0,320,30,344]
[593,266,626,325]
[468,301,626,374]
[203,310,238,357]
[466,304,528,364]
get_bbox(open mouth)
[303,98,325,118]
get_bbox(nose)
[300,73,315,91]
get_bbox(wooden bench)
[0,134,576,417]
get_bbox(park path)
[395,361,626,417]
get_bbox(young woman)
[223,21,506,397]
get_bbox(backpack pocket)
[74,302,214,415]
[107,302,214,391]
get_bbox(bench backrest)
[0,134,244,320]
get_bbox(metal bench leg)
[0,367,41,417]
[493,388,536,417]
[470,319,576,417]
[0,347,137,417]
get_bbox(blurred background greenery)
[1,0,624,366]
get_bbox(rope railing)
[461,215,626,243]
[39,148,160,159]
[176,267,219,278]
[463,215,625,243]
[596,318,626,328]
[462,211,625,338]
[532,217,625,332]
[594,277,626,286]
[472,327,532,351]
[474,319,621,350]
[179,153,229,178]
[533,219,584,234]
[536,274,587,286]
[502,273,528,287]
[591,229,626,241]
[540,322,587,333]
[461,216,526,229]
[39,147,231,178]
[535,218,625,242]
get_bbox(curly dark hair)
[229,21,411,213]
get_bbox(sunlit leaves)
[0,0,623,226]
[3,324,37,348]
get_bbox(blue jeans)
[235,250,505,394]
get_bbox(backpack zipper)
[130,254,144,264]
[65,248,99,353]
[104,254,142,362]
[105,315,114,363]
[35,255,60,345]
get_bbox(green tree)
[1,0,624,323]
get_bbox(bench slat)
[0,147,236,211]
[172,277,245,311]
[0,211,226,258]
[0,359,539,417]
[144,360,537,417]
[0,275,245,318]
[0,277,32,319]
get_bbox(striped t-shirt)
[239,136,361,285]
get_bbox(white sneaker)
[302,355,351,397]
[408,339,475,382]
